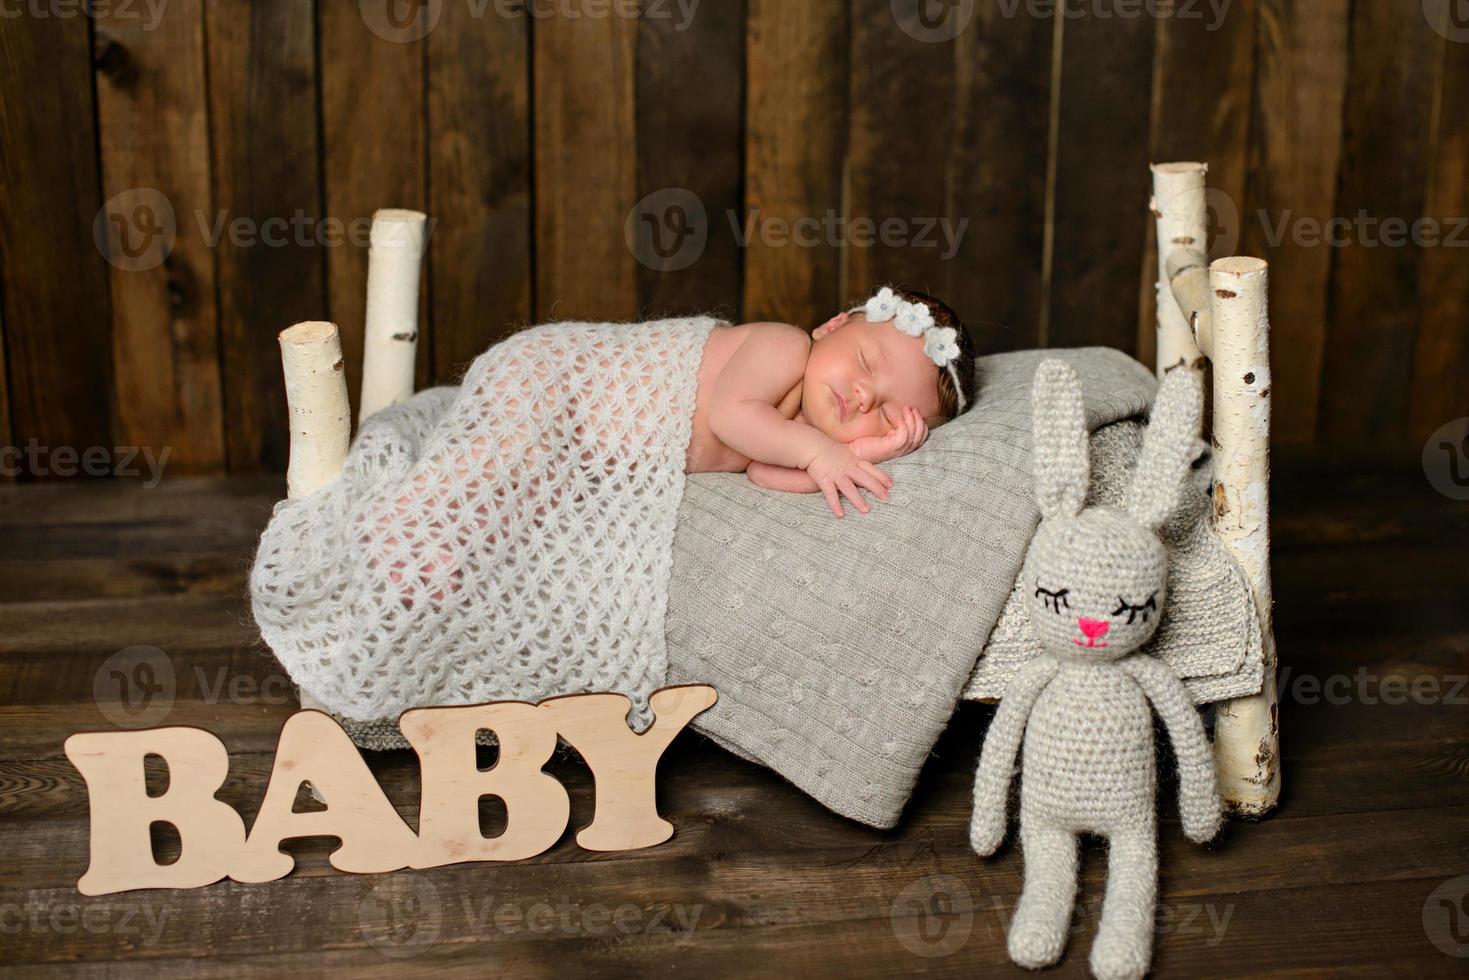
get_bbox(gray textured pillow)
[664,348,1159,828]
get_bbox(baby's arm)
[709,323,890,517]
[708,323,829,469]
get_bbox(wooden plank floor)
[1,451,1465,977]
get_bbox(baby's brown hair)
[889,288,977,423]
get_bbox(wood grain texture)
[0,13,114,475]
[1138,0,1258,368]
[205,0,327,473]
[949,2,1056,355]
[94,0,225,475]
[1319,2,1443,444]
[0,302,10,481]
[742,0,848,328]
[1240,0,1349,445]
[845,0,957,307]
[533,6,639,323]
[1408,20,1469,439]
[634,0,745,321]
[1044,3,1155,352]
[427,1,532,383]
[320,2,429,402]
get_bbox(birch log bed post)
[278,321,351,719]
[359,209,429,422]
[1152,162,1281,818]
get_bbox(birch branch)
[360,208,428,423]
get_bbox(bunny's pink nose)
[1077,618,1110,640]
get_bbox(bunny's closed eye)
[1111,593,1158,625]
[1035,583,1070,614]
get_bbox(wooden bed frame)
[277,161,1280,819]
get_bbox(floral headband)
[851,287,968,412]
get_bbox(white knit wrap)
[250,316,719,728]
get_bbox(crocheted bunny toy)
[970,360,1223,980]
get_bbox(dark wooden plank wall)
[0,0,1464,478]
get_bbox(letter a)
[233,711,418,882]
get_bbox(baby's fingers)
[858,462,891,499]
[821,482,846,519]
[837,477,870,515]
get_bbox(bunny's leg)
[1007,817,1079,969]
[1089,827,1158,980]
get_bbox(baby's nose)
[1077,617,1110,640]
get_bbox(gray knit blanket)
[666,347,1261,828]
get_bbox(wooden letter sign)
[64,685,717,896]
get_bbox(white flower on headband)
[864,287,899,323]
[895,303,932,338]
[924,326,960,367]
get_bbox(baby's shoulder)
[731,321,812,351]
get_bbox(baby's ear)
[813,312,849,340]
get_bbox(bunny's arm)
[1122,654,1224,843]
[970,656,1059,856]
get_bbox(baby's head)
[801,287,977,444]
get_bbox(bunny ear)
[1031,359,1089,520]
[1126,367,1205,530]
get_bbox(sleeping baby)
[690,286,977,517]
[259,289,978,719]
[375,287,977,598]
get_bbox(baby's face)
[800,313,943,443]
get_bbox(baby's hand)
[848,407,929,465]
[805,443,891,518]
